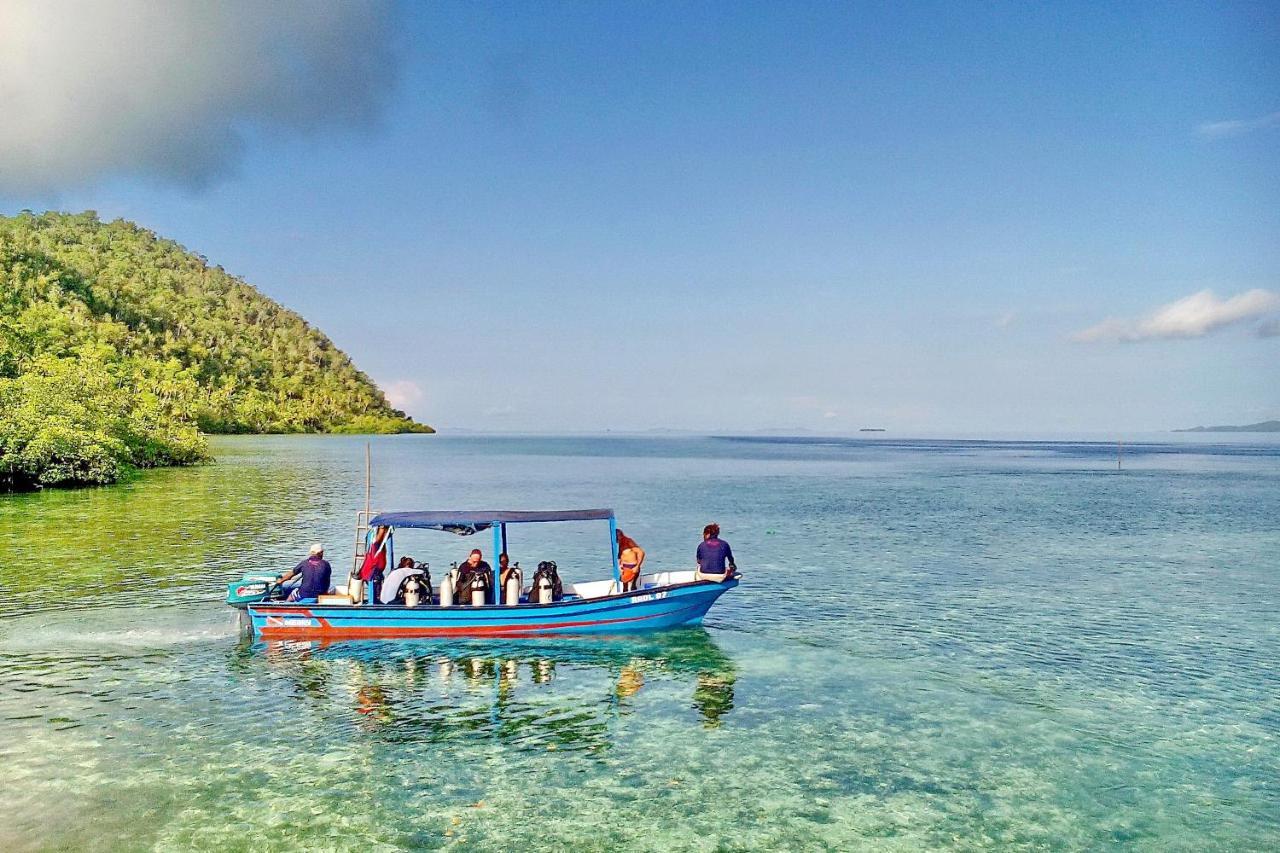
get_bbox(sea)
[0,434,1277,851]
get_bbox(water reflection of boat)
[234,509,739,639]
[246,629,738,748]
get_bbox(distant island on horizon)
[1174,420,1280,433]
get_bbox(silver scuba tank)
[470,572,487,606]
[533,575,553,604]
[504,567,523,606]
[403,575,422,608]
[439,564,456,607]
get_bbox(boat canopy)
[369,509,615,536]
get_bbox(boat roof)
[369,509,614,534]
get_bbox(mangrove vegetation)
[0,211,431,490]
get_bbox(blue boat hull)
[246,578,738,639]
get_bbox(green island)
[0,211,431,491]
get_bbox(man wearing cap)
[278,544,334,602]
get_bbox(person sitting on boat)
[616,529,646,592]
[454,549,491,605]
[498,553,519,591]
[379,556,427,605]
[277,544,333,602]
[695,524,736,582]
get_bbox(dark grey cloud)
[0,0,399,194]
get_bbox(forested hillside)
[0,211,431,489]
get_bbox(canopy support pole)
[500,522,509,603]
[491,523,502,604]
[609,515,620,592]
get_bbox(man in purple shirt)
[277,544,333,601]
[695,523,737,581]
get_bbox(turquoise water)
[1,434,1277,850]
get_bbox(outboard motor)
[531,561,563,604]
[504,563,523,606]
[226,574,282,608]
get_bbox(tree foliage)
[1,211,431,489]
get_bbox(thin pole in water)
[365,442,375,603]
[1118,439,1123,471]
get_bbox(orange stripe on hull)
[255,611,658,640]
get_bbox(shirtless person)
[498,553,519,591]
[616,530,646,592]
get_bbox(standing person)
[358,526,390,580]
[695,524,736,582]
[616,530,646,592]
[278,544,334,601]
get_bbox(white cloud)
[995,310,1018,329]
[1196,110,1280,140]
[381,380,423,410]
[1072,289,1280,343]
[0,0,398,194]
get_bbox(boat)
[230,508,739,639]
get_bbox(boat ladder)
[352,509,382,575]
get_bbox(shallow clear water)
[1,434,1277,850]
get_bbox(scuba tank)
[533,574,553,604]
[439,563,457,607]
[347,573,364,604]
[503,564,523,606]
[403,575,422,608]
[469,571,489,606]
[394,562,431,607]
[531,561,561,604]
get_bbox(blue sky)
[2,1,1277,432]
